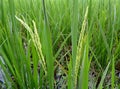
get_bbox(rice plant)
[0,0,120,89]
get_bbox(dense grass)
[0,0,120,89]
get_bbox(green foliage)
[0,0,120,89]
